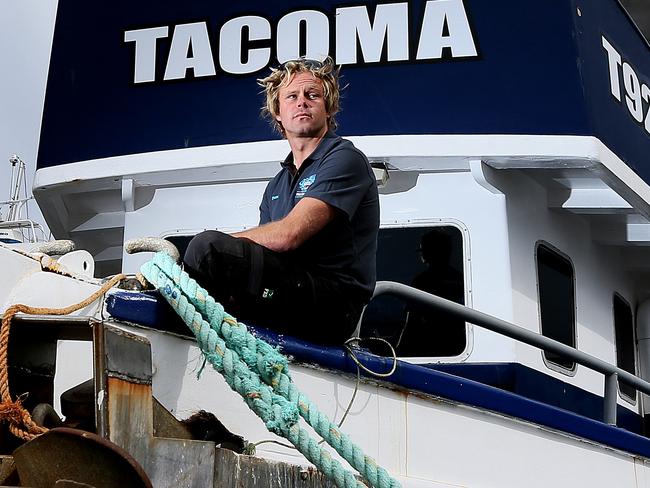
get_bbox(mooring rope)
[0,273,126,440]
[141,252,401,488]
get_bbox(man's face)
[276,72,329,139]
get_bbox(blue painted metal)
[427,363,642,434]
[105,290,190,336]
[573,0,650,183]
[106,289,649,456]
[38,1,650,184]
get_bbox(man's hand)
[234,197,337,252]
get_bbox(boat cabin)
[4,2,650,485]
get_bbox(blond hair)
[258,57,340,136]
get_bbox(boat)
[0,156,48,246]
[2,0,650,486]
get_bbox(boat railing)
[0,197,34,210]
[0,218,47,243]
[368,280,650,426]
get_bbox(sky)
[0,1,58,233]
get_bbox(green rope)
[141,252,401,488]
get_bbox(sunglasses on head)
[277,58,325,70]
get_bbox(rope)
[254,363,362,452]
[343,337,399,378]
[141,252,401,488]
[251,338,395,451]
[0,273,125,440]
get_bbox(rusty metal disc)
[13,427,152,488]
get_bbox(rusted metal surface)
[0,454,17,485]
[3,317,334,488]
[100,324,216,488]
[13,427,152,488]
[107,377,152,462]
[93,321,107,439]
[104,326,152,384]
[106,375,217,488]
[97,323,153,440]
[54,480,96,487]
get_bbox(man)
[183,58,379,344]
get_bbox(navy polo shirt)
[259,132,379,301]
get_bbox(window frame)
[373,219,473,362]
[613,292,638,404]
[534,241,578,375]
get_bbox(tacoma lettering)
[124,0,478,83]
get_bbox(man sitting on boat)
[183,58,379,344]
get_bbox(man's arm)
[234,196,337,252]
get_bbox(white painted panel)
[54,341,93,416]
[118,328,648,488]
[407,395,638,487]
[0,245,40,313]
[122,181,268,273]
[502,169,639,407]
[379,171,515,363]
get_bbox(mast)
[7,154,27,222]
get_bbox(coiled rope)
[141,252,401,488]
[0,273,126,440]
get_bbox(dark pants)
[183,231,361,345]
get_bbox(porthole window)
[536,243,576,370]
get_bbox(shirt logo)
[296,174,316,198]
[271,195,279,200]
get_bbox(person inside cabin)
[398,229,465,356]
[183,57,379,345]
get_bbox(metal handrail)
[0,197,32,206]
[0,219,43,229]
[0,219,46,243]
[370,280,650,425]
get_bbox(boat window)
[614,294,637,401]
[360,226,466,357]
[166,235,193,259]
[536,243,576,370]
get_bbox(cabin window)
[359,225,466,357]
[614,294,636,401]
[536,243,576,370]
[166,235,193,258]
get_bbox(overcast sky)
[0,1,58,233]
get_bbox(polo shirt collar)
[281,131,339,170]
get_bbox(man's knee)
[184,230,235,270]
